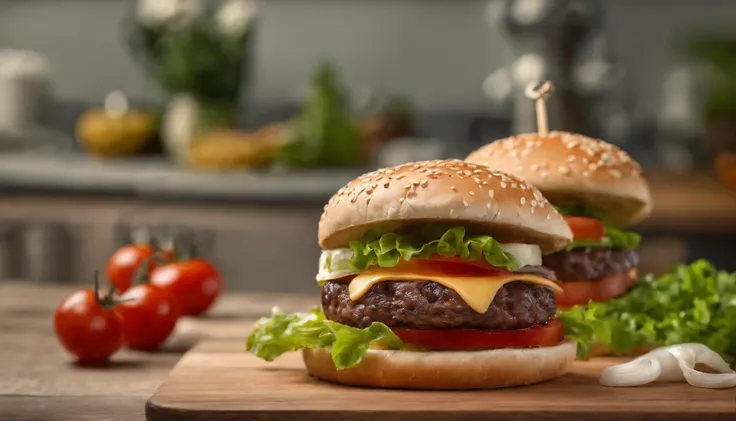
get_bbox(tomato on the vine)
[106,244,155,293]
[151,258,223,317]
[392,318,564,350]
[54,278,123,365]
[116,284,180,351]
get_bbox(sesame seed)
[462,200,469,207]
[395,175,405,180]
[486,202,492,210]
[350,196,357,203]
[547,214,551,220]
[488,190,495,198]
[420,179,429,188]
[610,169,622,178]
[404,184,411,190]
[588,163,597,171]
[531,200,537,207]
[470,191,476,197]
[520,197,526,205]
[558,166,570,175]
[473,177,481,184]
[399,197,405,204]
[568,155,576,163]
[511,183,518,188]
[473,169,483,174]
[531,207,535,214]
[501,182,507,188]
[451,185,458,192]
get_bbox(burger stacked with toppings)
[466,132,652,308]
[248,159,577,390]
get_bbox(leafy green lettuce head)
[559,259,736,360]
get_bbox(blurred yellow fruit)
[188,125,287,171]
[76,109,156,157]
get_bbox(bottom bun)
[302,339,577,390]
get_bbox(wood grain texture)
[146,341,736,421]
[0,282,314,420]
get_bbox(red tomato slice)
[556,270,637,307]
[392,319,563,350]
[395,256,512,277]
[564,216,605,242]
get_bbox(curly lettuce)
[348,226,520,271]
[559,259,736,360]
[246,307,404,369]
[554,205,641,251]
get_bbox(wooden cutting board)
[146,340,736,421]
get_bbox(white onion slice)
[599,343,736,389]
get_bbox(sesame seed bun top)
[318,159,573,254]
[465,132,652,227]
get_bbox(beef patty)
[321,280,556,330]
[543,248,639,282]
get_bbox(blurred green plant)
[683,35,736,119]
[277,61,363,168]
[123,1,255,104]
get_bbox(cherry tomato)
[116,284,180,351]
[106,244,155,293]
[556,269,638,308]
[54,285,123,365]
[150,258,223,316]
[564,216,605,242]
[392,318,564,350]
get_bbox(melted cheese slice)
[349,270,563,314]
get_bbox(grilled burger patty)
[543,248,639,282]
[321,280,556,330]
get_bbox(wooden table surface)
[0,281,315,421]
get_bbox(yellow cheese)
[349,270,563,314]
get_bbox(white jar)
[0,49,50,132]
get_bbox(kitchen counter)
[0,151,363,205]
[0,150,734,232]
[0,281,313,420]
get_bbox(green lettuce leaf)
[558,259,736,359]
[348,226,520,271]
[567,226,641,251]
[554,205,640,251]
[246,307,404,369]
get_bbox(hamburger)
[247,159,577,389]
[465,132,652,308]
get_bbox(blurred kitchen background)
[0,0,734,292]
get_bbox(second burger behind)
[466,132,652,308]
